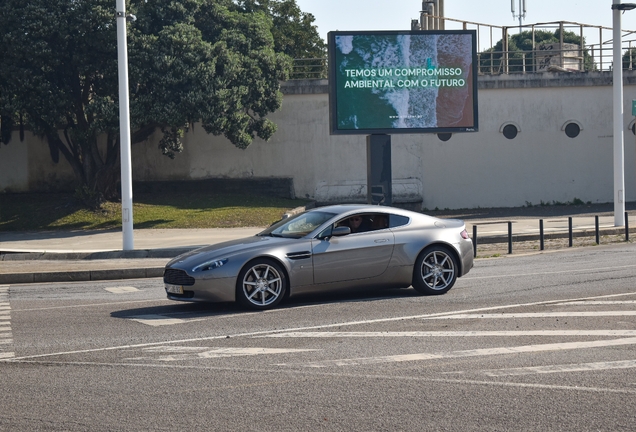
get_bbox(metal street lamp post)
[116,0,134,250]
[612,1,636,226]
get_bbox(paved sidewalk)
[1,209,634,284]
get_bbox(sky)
[295,0,636,48]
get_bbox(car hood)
[166,235,300,268]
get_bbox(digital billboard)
[328,30,478,135]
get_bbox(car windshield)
[258,211,336,239]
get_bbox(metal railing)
[289,57,327,80]
[289,18,636,78]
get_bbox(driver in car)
[348,215,371,233]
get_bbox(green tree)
[479,29,595,74]
[623,47,636,70]
[0,0,301,206]
[237,0,326,78]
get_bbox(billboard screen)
[328,30,478,135]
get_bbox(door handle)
[374,239,389,243]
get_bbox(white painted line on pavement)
[465,265,636,280]
[276,337,636,368]
[126,346,319,362]
[7,292,636,362]
[130,315,187,326]
[556,300,636,305]
[424,312,636,319]
[0,352,15,359]
[105,286,139,294]
[474,359,636,377]
[0,339,13,345]
[260,330,636,338]
[5,359,636,395]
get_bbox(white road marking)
[3,359,634,395]
[465,264,636,280]
[129,315,187,326]
[473,360,636,377]
[556,300,636,305]
[424,312,636,319]
[6,292,636,362]
[260,330,636,338]
[105,286,139,294]
[126,346,318,362]
[276,338,636,368]
[0,286,12,359]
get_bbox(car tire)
[236,259,287,310]
[412,245,458,295]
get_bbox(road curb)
[0,248,197,261]
[0,267,164,284]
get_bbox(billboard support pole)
[366,134,392,206]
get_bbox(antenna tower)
[511,0,527,31]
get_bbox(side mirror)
[331,226,351,237]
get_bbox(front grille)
[163,268,195,286]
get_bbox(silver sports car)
[164,204,474,310]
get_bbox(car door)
[311,222,395,284]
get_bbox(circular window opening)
[564,122,580,138]
[437,133,452,142]
[502,124,518,139]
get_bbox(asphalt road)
[2,243,636,431]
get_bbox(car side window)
[389,214,410,228]
[336,213,389,234]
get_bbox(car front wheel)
[412,246,458,295]
[236,259,287,310]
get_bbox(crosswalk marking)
[0,286,13,360]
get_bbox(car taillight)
[460,229,470,239]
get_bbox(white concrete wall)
[0,131,74,192]
[3,72,636,210]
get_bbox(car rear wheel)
[412,246,458,295]
[236,259,287,310]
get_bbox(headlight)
[192,258,228,272]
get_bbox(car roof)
[309,204,422,219]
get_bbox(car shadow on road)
[110,287,421,320]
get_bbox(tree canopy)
[0,0,322,205]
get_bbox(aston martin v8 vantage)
[164,204,474,310]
